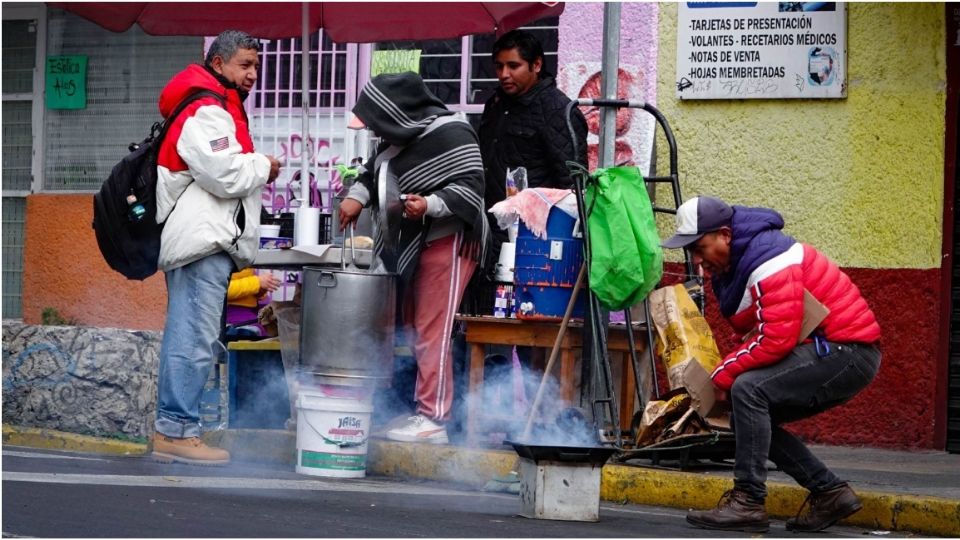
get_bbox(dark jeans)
[729,341,881,502]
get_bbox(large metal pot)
[299,260,396,387]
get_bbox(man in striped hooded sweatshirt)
[339,72,489,444]
[662,196,881,533]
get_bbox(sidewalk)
[4,424,959,537]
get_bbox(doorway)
[944,4,960,453]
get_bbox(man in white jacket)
[151,30,280,465]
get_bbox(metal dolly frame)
[564,97,702,452]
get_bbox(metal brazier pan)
[506,440,618,465]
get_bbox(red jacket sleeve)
[711,263,805,391]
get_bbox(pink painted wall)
[557,3,659,172]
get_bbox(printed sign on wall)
[46,55,87,109]
[676,2,846,100]
[371,50,421,77]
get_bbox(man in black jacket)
[479,29,588,224]
[461,30,588,402]
[472,30,588,282]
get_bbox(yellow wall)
[655,3,946,269]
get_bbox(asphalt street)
[2,446,909,538]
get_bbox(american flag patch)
[209,136,229,152]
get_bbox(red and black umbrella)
[53,2,564,41]
[51,1,565,203]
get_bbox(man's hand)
[402,194,427,220]
[257,273,282,296]
[714,386,728,403]
[338,198,363,231]
[266,155,281,183]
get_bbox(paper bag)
[648,284,722,416]
[635,389,691,447]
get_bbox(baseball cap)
[661,196,734,249]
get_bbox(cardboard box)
[799,289,829,343]
[677,356,717,417]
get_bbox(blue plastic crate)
[514,206,585,320]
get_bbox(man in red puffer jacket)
[662,196,881,534]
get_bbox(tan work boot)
[686,489,769,532]
[151,433,230,466]
[786,483,863,532]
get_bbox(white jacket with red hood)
[155,64,271,272]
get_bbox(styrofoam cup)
[260,224,281,237]
[507,220,519,243]
[495,242,515,283]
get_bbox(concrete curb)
[368,439,960,537]
[599,462,960,537]
[2,425,147,456]
[5,425,959,537]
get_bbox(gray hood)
[352,72,453,146]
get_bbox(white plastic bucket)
[295,389,374,478]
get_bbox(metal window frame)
[3,3,46,195]
[2,4,45,320]
[252,34,356,114]
[369,21,561,117]
[246,32,361,215]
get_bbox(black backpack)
[92,90,226,280]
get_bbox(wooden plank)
[466,342,486,447]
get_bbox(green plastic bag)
[584,166,664,310]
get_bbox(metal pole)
[300,1,311,206]
[598,2,620,168]
[593,2,621,444]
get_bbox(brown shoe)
[686,489,769,532]
[786,483,863,532]
[151,433,230,466]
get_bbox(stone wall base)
[3,322,162,440]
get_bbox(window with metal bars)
[376,17,560,118]
[2,18,37,319]
[2,198,26,319]
[2,101,33,193]
[245,32,359,222]
[253,33,351,111]
[42,9,201,192]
